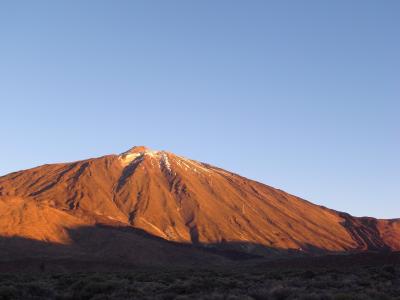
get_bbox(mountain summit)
[0,146,399,266]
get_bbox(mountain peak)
[123,145,152,154]
[119,146,161,166]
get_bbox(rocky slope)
[0,146,398,265]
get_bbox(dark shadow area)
[0,224,261,272]
[115,159,143,192]
[0,223,398,273]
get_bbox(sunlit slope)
[1,146,399,258]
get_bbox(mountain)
[0,146,399,267]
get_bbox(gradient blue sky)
[1,1,399,218]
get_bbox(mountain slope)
[0,146,399,263]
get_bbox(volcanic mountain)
[0,146,399,267]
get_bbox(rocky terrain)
[0,146,399,267]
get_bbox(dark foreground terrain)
[0,253,399,300]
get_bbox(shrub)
[270,286,294,300]
[70,279,126,300]
[382,266,396,275]
[248,287,270,300]
[300,294,322,300]
[333,293,356,300]
[24,282,54,298]
[157,292,179,300]
[0,285,19,300]
[301,270,316,279]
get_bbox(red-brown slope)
[0,146,399,262]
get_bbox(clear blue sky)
[1,1,399,218]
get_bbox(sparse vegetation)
[0,264,399,300]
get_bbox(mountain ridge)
[0,146,399,265]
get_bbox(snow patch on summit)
[118,147,159,166]
[118,152,143,166]
[118,147,210,177]
[118,147,173,171]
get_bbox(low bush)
[0,285,19,300]
[0,264,398,299]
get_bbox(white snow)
[118,147,211,177]
[161,153,171,171]
[119,152,142,166]
[118,148,159,166]
[176,155,210,174]
[144,151,159,158]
